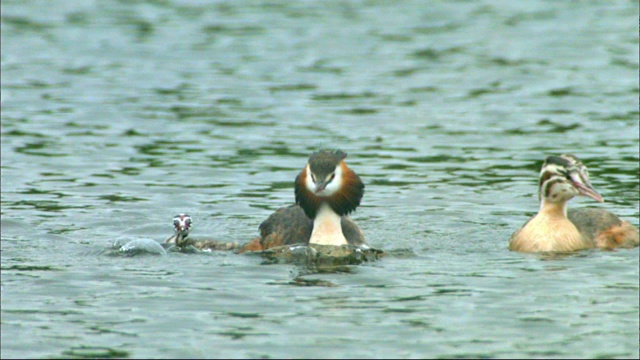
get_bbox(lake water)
[1,0,638,358]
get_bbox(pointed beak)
[315,180,327,193]
[570,172,604,203]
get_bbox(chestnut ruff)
[294,150,364,219]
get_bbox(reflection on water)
[1,0,638,358]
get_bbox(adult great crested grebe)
[240,149,367,253]
[509,154,639,252]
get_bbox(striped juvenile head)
[172,213,192,240]
[538,154,603,205]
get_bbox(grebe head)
[294,150,364,219]
[171,213,192,246]
[538,154,603,207]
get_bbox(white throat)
[309,204,347,246]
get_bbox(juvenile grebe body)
[240,150,366,252]
[509,154,639,252]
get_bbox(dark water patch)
[604,283,639,290]
[374,32,413,42]
[2,265,62,271]
[14,141,68,157]
[87,326,138,337]
[268,83,317,92]
[18,188,68,198]
[337,107,379,115]
[1,15,53,33]
[611,58,638,69]
[380,163,416,170]
[437,353,494,360]
[482,56,548,67]
[3,80,70,90]
[519,316,554,323]
[383,307,418,313]
[369,179,415,187]
[121,129,144,136]
[587,110,639,122]
[503,119,581,135]
[216,328,267,340]
[60,346,130,359]
[237,144,294,157]
[408,86,439,93]
[153,83,194,98]
[202,24,265,36]
[165,105,230,121]
[207,119,276,127]
[400,319,445,331]
[267,181,295,191]
[413,22,460,35]
[226,312,262,318]
[61,66,93,75]
[4,309,83,316]
[392,295,427,302]
[2,129,47,137]
[298,60,343,74]
[466,82,518,98]
[9,200,89,212]
[411,46,464,61]
[392,67,424,77]
[504,10,557,27]
[120,16,154,42]
[547,87,582,97]
[65,11,90,26]
[109,167,142,176]
[98,194,146,203]
[64,122,109,130]
[407,155,470,164]
[216,97,243,106]
[381,248,418,258]
[312,91,377,101]
[134,139,203,156]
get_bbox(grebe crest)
[294,150,364,219]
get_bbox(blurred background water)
[1,0,638,358]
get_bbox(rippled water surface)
[2,0,639,358]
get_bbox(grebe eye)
[311,173,316,182]
[328,173,335,182]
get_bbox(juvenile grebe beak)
[568,170,604,203]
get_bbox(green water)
[2,0,638,358]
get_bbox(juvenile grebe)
[165,213,239,251]
[165,213,193,247]
[240,150,366,252]
[509,154,639,252]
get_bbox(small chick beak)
[570,172,604,203]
